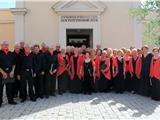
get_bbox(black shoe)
[45,95,49,99]
[58,92,63,95]
[30,98,36,102]
[40,95,44,99]
[51,93,56,96]
[21,99,26,103]
[9,101,17,105]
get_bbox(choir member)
[45,45,58,98]
[81,51,95,95]
[107,48,114,91]
[57,48,69,95]
[139,45,153,97]
[40,42,48,54]
[12,44,21,98]
[150,47,160,101]
[69,48,82,93]
[99,50,111,92]
[33,45,46,98]
[124,49,132,92]
[130,49,142,94]
[94,49,102,92]
[0,41,17,106]
[112,50,125,93]
[18,44,36,102]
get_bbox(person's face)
[74,48,78,55]
[142,47,148,54]
[56,46,60,51]
[153,49,159,57]
[14,45,20,52]
[24,47,30,53]
[101,52,106,58]
[113,50,117,56]
[117,52,122,57]
[20,42,25,48]
[97,50,101,56]
[61,49,65,54]
[1,44,9,50]
[132,51,137,57]
[49,48,54,53]
[85,52,90,58]
[34,47,39,53]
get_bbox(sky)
[0,0,15,8]
[0,0,145,9]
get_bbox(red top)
[150,56,160,80]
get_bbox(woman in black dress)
[112,50,125,93]
[139,45,153,97]
[57,48,69,95]
[82,51,95,95]
[124,49,132,92]
[130,49,142,94]
[99,50,111,92]
[69,48,82,94]
[150,47,160,101]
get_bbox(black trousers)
[20,71,35,100]
[34,73,44,97]
[12,73,21,98]
[45,72,56,96]
[0,77,14,104]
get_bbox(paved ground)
[0,92,160,120]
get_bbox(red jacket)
[57,54,69,77]
[150,56,160,80]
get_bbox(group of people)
[0,40,160,107]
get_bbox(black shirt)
[0,50,15,73]
[33,52,45,74]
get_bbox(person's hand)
[2,71,7,79]
[53,69,57,73]
[41,71,45,75]
[17,75,21,80]
[9,71,14,78]
[49,70,53,75]
[33,73,36,77]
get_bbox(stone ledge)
[10,8,27,15]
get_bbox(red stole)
[112,57,126,79]
[57,54,69,77]
[101,58,111,80]
[77,54,85,79]
[95,55,101,79]
[150,56,160,80]
[129,56,142,79]
[70,55,80,80]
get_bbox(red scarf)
[25,51,30,56]
[2,48,9,55]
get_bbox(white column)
[133,1,143,48]
[10,0,27,43]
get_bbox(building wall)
[0,9,15,50]
[23,1,137,49]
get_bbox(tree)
[129,0,160,45]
